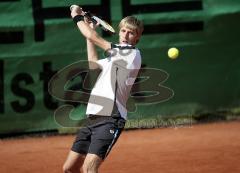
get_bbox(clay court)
[0,121,240,173]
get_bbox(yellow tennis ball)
[168,47,179,59]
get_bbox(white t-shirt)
[86,43,141,120]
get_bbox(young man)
[63,5,144,173]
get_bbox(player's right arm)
[86,21,99,69]
[70,6,111,51]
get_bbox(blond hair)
[118,16,144,36]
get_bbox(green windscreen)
[1,0,240,134]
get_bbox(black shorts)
[71,115,126,160]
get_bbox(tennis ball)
[168,47,179,59]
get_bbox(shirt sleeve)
[126,50,142,85]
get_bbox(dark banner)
[1,0,240,134]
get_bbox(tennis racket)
[70,5,115,34]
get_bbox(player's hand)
[70,5,85,18]
[89,21,100,30]
[83,16,99,30]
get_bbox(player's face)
[119,26,139,45]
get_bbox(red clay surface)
[0,121,240,173]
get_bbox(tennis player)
[63,5,144,173]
